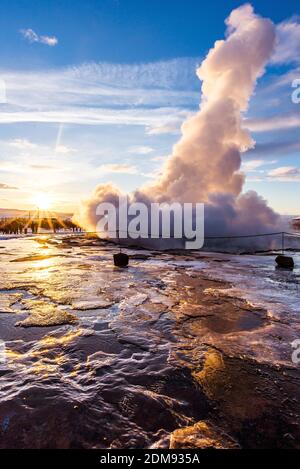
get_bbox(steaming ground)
[77,4,282,238]
[0,235,299,448]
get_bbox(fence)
[84,230,300,254]
[1,227,300,254]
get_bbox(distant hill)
[0,208,73,219]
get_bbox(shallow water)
[202,252,300,319]
[0,236,299,448]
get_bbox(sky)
[0,0,299,214]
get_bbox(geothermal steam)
[77,4,280,236]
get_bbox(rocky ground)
[0,235,299,448]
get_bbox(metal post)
[282,232,284,254]
[117,229,121,252]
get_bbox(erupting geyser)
[77,4,281,238]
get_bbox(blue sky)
[0,0,300,214]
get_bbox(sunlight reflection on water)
[0,236,299,448]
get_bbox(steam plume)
[77,4,281,238]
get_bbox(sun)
[33,193,53,210]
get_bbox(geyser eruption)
[77,4,280,240]
[142,4,274,203]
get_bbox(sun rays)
[32,193,53,211]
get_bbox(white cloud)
[245,112,300,132]
[145,111,193,135]
[71,58,199,90]
[271,18,300,65]
[97,164,138,175]
[6,138,76,155]
[20,28,38,43]
[268,166,300,181]
[0,107,186,127]
[265,66,300,90]
[242,159,278,176]
[139,169,162,179]
[0,60,198,128]
[146,121,182,135]
[55,144,76,154]
[127,146,154,155]
[247,140,300,157]
[40,36,58,47]
[151,155,168,162]
[242,159,267,171]
[20,28,58,46]
[8,138,38,150]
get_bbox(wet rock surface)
[0,235,299,448]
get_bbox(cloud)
[0,183,18,190]
[245,111,300,132]
[268,166,300,181]
[246,140,300,158]
[145,111,193,135]
[127,146,154,155]
[0,105,188,128]
[0,138,90,197]
[146,122,181,135]
[29,164,55,171]
[20,28,39,43]
[8,138,38,150]
[71,57,200,91]
[40,36,58,47]
[264,66,300,90]
[0,59,198,127]
[271,17,300,65]
[55,144,76,154]
[20,28,58,46]
[242,159,267,171]
[151,155,168,162]
[241,159,277,175]
[6,139,77,156]
[97,164,138,175]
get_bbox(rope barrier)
[82,230,300,240]
[2,230,300,240]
